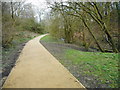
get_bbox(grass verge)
[40,35,64,43]
[40,35,119,88]
[65,49,119,88]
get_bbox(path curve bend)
[3,34,85,88]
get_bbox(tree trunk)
[103,24,119,53]
[11,2,14,19]
[116,2,120,52]
[82,18,104,52]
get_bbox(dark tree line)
[46,1,120,53]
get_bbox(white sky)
[25,0,49,22]
[25,0,68,22]
[26,0,47,8]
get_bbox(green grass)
[40,35,64,43]
[40,35,119,88]
[65,49,119,88]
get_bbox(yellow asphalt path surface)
[3,34,85,88]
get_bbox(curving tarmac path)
[3,34,85,88]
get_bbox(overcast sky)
[25,0,69,22]
[25,0,48,22]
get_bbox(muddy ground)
[1,31,40,88]
[1,42,26,87]
[40,41,109,88]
